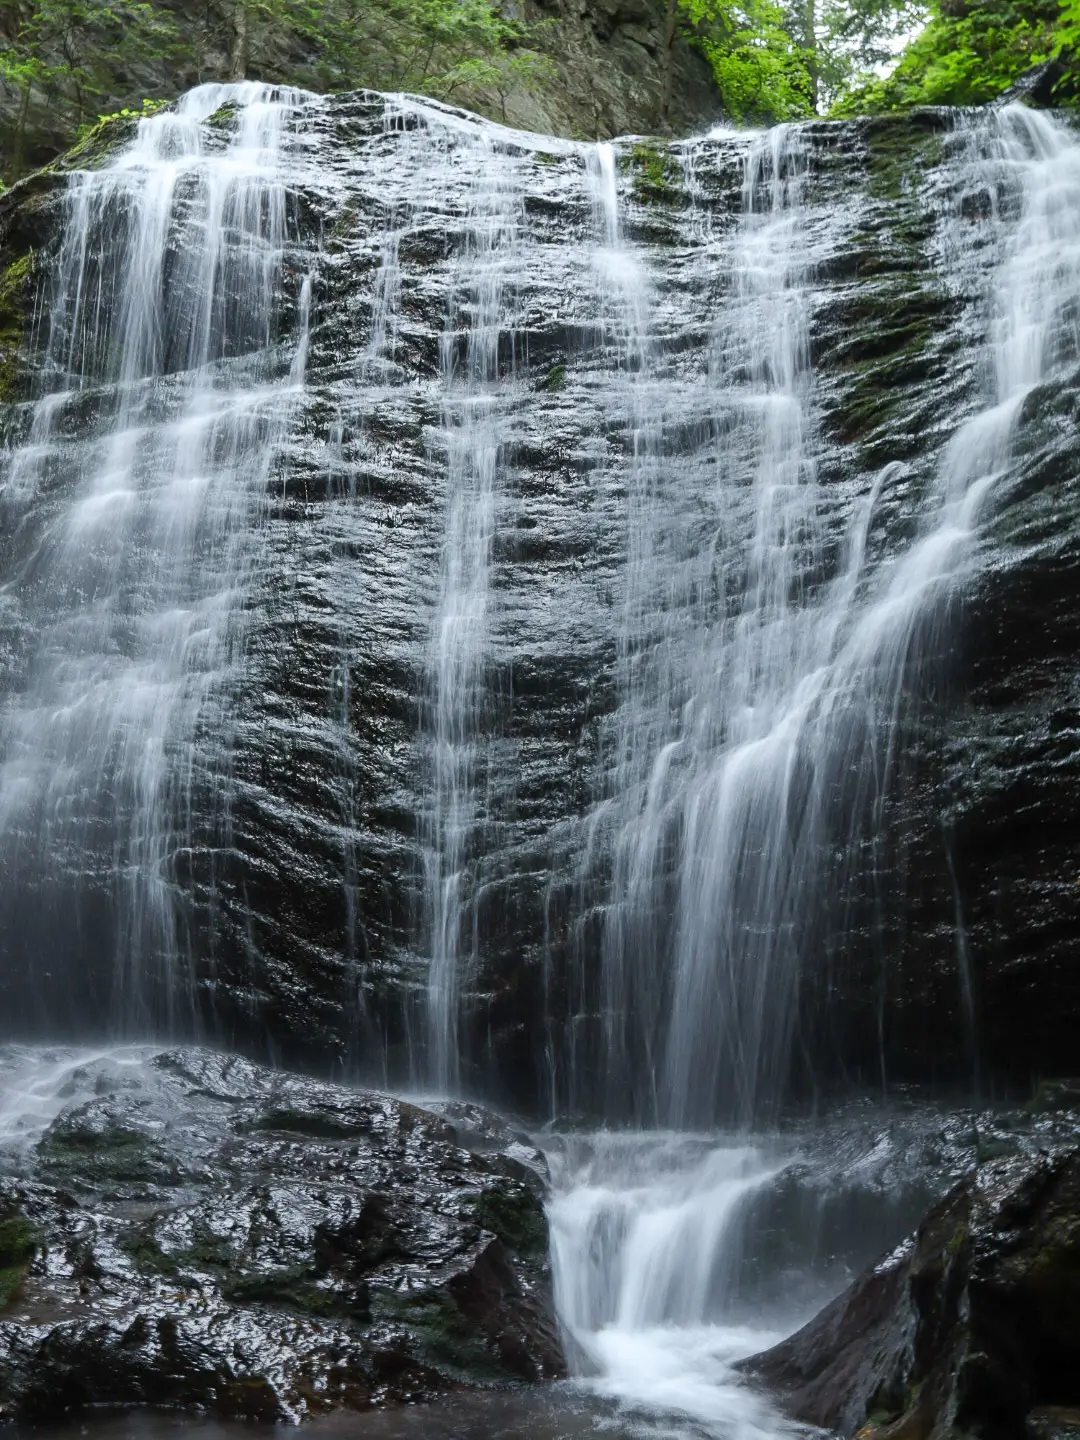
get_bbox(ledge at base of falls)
[0,1048,564,1423]
[740,1145,1080,1440]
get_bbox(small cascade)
[0,84,316,1031]
[548,1134,798,1436]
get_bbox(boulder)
[740,1149,1080,1440]
[0,1048,564,1422]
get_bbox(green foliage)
[676,0,816,121]
[832,0,1076,114]
[0,1212,37,1309]
[0,0,551,182]
[1,0,183,171]
[249,0,550,103]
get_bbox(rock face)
[1,94,1079,1121]
[741,1149,1080,1440]
[0,0,720,179]
[0,1048,563,1422]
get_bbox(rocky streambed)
[0,1048,562,1422]
[1,1045,1079,1440]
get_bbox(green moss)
[54,113,141,174]
[224,1265,369,1321]
[946,1223,968,1258]
[0,251,34,403]
[471,1184,547,1257]
[625,141,681,205]
[241,1107,371,1140]
[180,1229,235,1270]
[38,1123,175,1186]
[205,103,241,130]
[865,115,945,203]
[0,1213,38,1310]
[119,1226,179,1277]
[538,361,566,392]
[371,1286,501,1380]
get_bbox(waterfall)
[542,101,1080,1432]
[555,103,1080,1130]
[0,84,316,1033]
[3,83,1080,1439]
[423,130,526,1092]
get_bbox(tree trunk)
[803,0,819,113]
[228,1,249,80]
[662,0,677,124]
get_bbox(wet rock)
[2,95,1080,1120]
[0,1048,564,1423]
[741,1149,1080,1440]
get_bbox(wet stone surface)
[0,1048,564,1423]
[742,1144,1080,1440]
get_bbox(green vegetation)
[0,0,551,181]
[834,0,1080,112]
[673,0,1080,120]
[2,0,1079,188]
[0,1212,37,1310]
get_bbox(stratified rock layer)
[0,1049,563,1422]
[742,1149,1080,1440]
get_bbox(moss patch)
[625,141,682,206]
[371,1285,502,1381]
[0,1212,37,1310]
[471,1184,547,1257]
[38,1122,178,1187]
[538,361,566,392]
[0,251,35,402]
[241,1107,372,1140]
[224,1265,369,1322]
[119,1225,179,1277]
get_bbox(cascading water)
[422,133,526,1093]
[2,79,1080,1440]
[542,102,1080,1434]
[0,82,315,1033]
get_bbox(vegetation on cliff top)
[1,0,1079,184]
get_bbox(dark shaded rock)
[741,1149,1080,1440]
[996,61,1069,108]
[0,1048,564,1423]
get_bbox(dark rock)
[740,1149,1080,1440]
[996,61,1069,109]
[0,1048,564,1423]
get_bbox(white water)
[542,102,1080,1432]
[0,83,316,1029]
[423,129,526,1092]
[564,103,1080,1130]
[3,90,1080,1440]
[548,1135,800,1438]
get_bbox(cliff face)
[0,0,721,181]
[0,90,1077,1119]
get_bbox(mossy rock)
[241,1106,373,1140]
[51,113,142,175]
[224,1264,369,1322]
[538,360,566,392]
[624,141,682,206]
[370,1285,503,1382]
[118,1225,179,1278]
[0,1212,37,1310]
[0,250,36,403]
[37,1121,180,1188]
[471,1183,548,1257]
